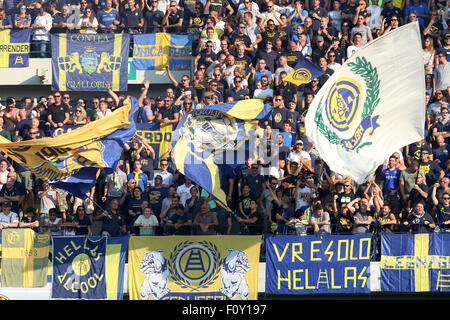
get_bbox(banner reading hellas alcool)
[265,234,371,295]
[128,236,261,300]
[51,33,129,91]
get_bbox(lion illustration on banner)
[219,249,250,300]
[139,250,170,300]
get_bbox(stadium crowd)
[0,0,448,257]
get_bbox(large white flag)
[305,22,425,184]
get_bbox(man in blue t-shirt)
[380,155,402,214]
[98,0,120,32]
[404,0,430,28]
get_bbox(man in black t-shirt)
[121,0,144,33]
[156,97,181,124]
[47,92,70,128]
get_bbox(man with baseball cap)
[0,201,19,229]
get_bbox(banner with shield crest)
[128,236,261,300]
[51,33,130,91]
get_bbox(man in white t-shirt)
[295,178,314,211]
[0,201,19,229]
[176,178,194,206]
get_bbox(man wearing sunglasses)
[47,92,70,128]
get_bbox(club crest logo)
[325,77,362,132]
[139,241,251,300]
[58,48,122,75]
[314,56,380,153]
[292,68,312,82]
[180,109,245,154]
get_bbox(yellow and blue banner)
[265,234,372,295]
[0,29,30,68]
[1,229,50,287]
[381,233,450,292]
[51,33,130,91]
[128,235,261,300]
[136,122,173,167]
[132,33,193,71]
[51,236,107,299]
[0,97,138,198]
[172,99,272,210]
[283,57,324,86]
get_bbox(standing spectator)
[433,51,450,92]
[73,205,92,236]
[348,197,374,234]
[77,6,98,34]
[144,0,165,33]
[308,0,328,32]
[350,14,372,45]
[37,182,57,224]
[432,185,450,232]
[121,0,144,33]
[47,92,70,129]
[404,0,429,28]
[419,145,445,186]
[127,159,149,193]
[0,8,13,29]
[162,0,183,33]
[98,0,120,33]
[0,171,25,215]
[14,3,32,29]
[96,198,127,236]
[403,201,436,233]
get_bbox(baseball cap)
[316,35,324,42]
[156,96,163,101]
[2,201,12,207]
[295,140,304,145]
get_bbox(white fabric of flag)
[305,22,425,184]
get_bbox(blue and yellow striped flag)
[132,33,193,71]
[172,99,272,210]
[381,233,450,292]
[1,229,50,287]
[51,33,129,91]
[283,57,324,86]
[0,29,30,68]
[0,97,138,198]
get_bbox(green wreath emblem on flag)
[314,56,381,153]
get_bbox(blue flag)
[0,97,138,199]
[284,57,325,86]
[0,29,30,68]
[381,233,450,292]
[172,99,272,209]
[52,236,107,299]
[51,33,130,91]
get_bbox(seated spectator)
[0,201,19,229]
[19,207,39,232]
[193,201,218,235]
[134,206,159,235]
[165,204,192,235]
